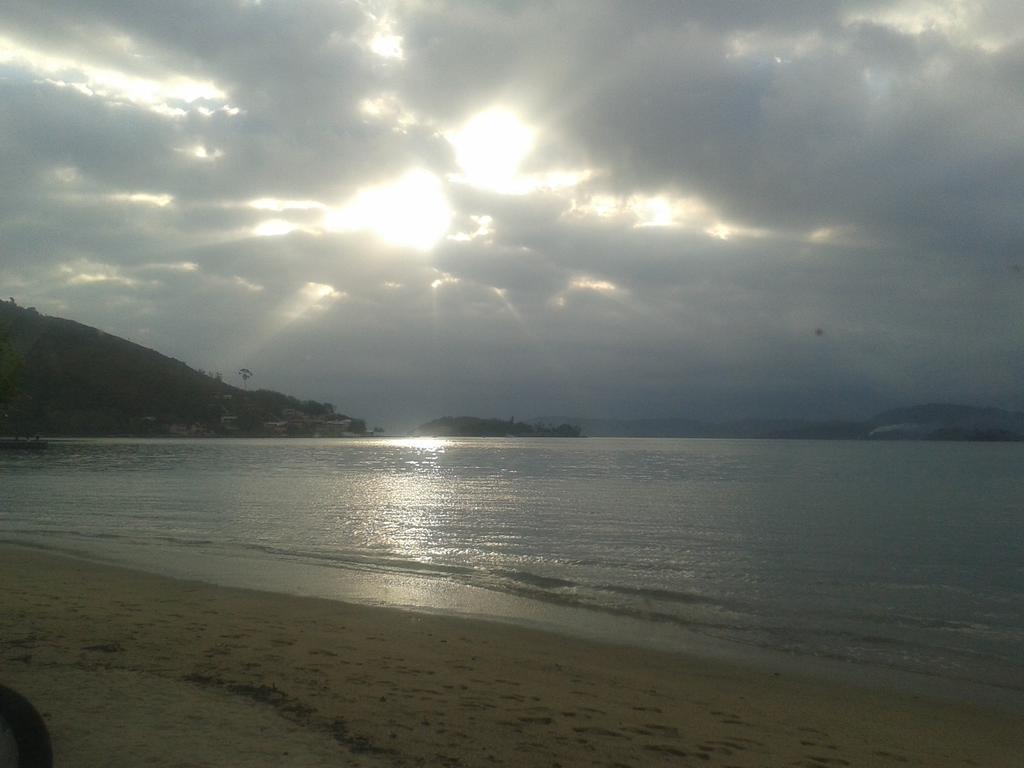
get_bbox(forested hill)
[0,300,364,437]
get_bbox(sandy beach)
[1,545,1020,767]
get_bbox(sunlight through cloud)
[324,169,452,251]
[142,261,199,273]
[249,198,325,212]
[368,18,404,60]
[282,282,344,321]
[705,224,733,240]
[633,196,677,228]
[844,1,1012,52]
[359,94,419,132]
[59,260,139,287]
[108,192,174,207]
[0,35,234,118]
[185,145,224,161]
[233,276,265,292]
[52,166,80,184]
[445,108,592,194]
[252,219,301,237]
[550,276,621,310]
[302,282,342,301]
[448,214,494,243]
[568,191,765,240]
[448,109,535,192]
[846,1,964,36]
[571,278,618,293]
[430,272,460,289]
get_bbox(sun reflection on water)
[391,437,448,452]
[365,454,457,570]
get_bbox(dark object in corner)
[0,684,53,767]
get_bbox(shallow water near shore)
[2,436,1022,704]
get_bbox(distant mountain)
[549,404,1024,441]
[551,417,710,438]
[415,416,581,438]
[0,299,364,437]
[5,298,1016,443]
[557,417,811,439]
[864,403,1024,441]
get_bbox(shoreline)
[2,545,1021,767]
[5,534,1024,715]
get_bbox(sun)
[448,108,535,192]
[324,169,452,251]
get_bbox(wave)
[1,527,128,541]
[594,583,716,605]
[4,528,1022,694]
[492,569,578,590]
[234,542,479,578]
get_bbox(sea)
[2,437,1022,708]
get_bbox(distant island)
[414,416,581,438]
[553,404,1024,442]
[0,299,367,438]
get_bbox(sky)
[2,1,1023,430]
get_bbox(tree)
[237,368,253,390]
[0,325,22,405]
[0,325,24,436]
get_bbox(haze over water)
[2,437,1022,701]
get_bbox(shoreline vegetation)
[0,300,369,439]
[2,546,1020,767]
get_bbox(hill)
[0,299,365,437]
[414,416,581,437]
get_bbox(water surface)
[2,437,1022,702]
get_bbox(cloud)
[0,32,233,118]
[1,0,1022,427]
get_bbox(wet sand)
[1,545,1020,767]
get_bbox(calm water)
[2,437,1022,699]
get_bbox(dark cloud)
[2,1,1022,428]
